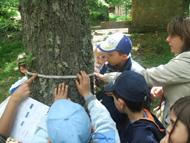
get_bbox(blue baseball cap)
[97,33,132,55]
[47,99,91,143]
[105,71,149,102]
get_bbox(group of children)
[0,16,190,143]
[93,16,190,143]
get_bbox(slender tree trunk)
[183,0,190,16]
[19,0,93,105]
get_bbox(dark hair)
[167,16,190,52]
[124,100,144,112]
[113,90,144,112]
[169,96,190,142]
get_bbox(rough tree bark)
[19,0,93,105]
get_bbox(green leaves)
[0,0,21,32]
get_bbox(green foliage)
[0,0,19,17]
[108,0,131,7]
[88,0,109,25]
[131,32,174,68]
[0,0,22,101]
[109,13,132,21]
[0,17,21,32]
[107,0,132,15]
[88,0,132,25]
[0,32,24,101]
[0,0,21,32]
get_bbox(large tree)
[19,0,93,105]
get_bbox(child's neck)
[127,109,144,123]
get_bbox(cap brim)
[97,40,117,53]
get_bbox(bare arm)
[0,75,36,137]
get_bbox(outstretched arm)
[95,72,121,83]
[76,71,120,143]
[0,75,36,138]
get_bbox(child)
[93,46,108,73]
[105,71,165,142]
[33,71,120,143]
[46,83,91,143]
[76,71,120,143]
[95,32,144,138]
[160,96,190,143]
[9,53,28,94]
[96,32,144,74]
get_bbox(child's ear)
[122,54,129,60]
[117,98,126,110]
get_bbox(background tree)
[19,0,93,105]
[88,0,109,25]
[131,0,188,32]
[0,0,20,32]
[183,0,190,15]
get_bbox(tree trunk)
[183,0,190,16]
[131,0,186,32]
[19,0,93,105]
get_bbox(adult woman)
[141,16,190,126]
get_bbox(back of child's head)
[17,53,27,66]
[105,70,149,112]
[170,96,190,140]
[167,16,190,52]
[17,53,28,74]
[47,99,91,143]
[97,32,132,55]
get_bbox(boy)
[105,70,165,142]
[96,32,144,74]
[96,32,144,138]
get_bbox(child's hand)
[151,86,164,98]
[95,72,121,83]
[11,74,37,104]
[76,71,90,97]
[54,83,68,101]
[95,72,107,82]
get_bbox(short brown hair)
[167,16,190,52]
